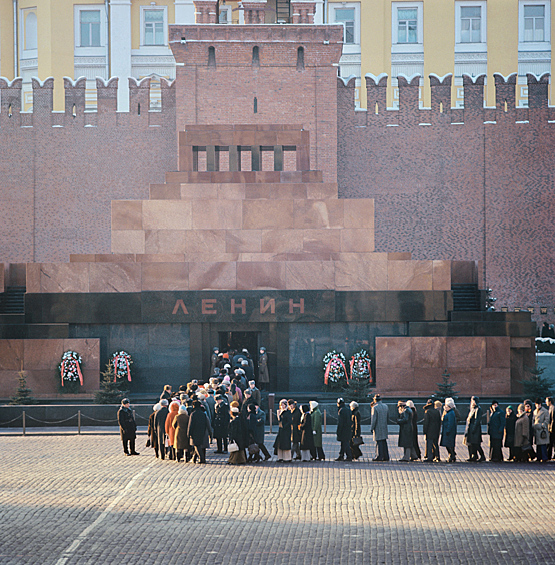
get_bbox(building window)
[335,8,356,44]
[218,6,230,23]
[144,10,165,46]
[455,2,486,46]
[524,5,545,41]
[460,6,482,43]
[392,3,423,49]
[80,10,101,47]
[24,11,37,51]
[397,7,417,43]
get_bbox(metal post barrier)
[324,409,327,434]
[133,409,136,422]
[78,410,81,435]
[22,411,26,436]
[268,393,275,434]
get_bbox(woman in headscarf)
[299,404,315,461]
[310,401,325,460]
[514,403,531,462]
[165,401,180,460]
[172,404,190,462]
[440,397,457,463]
[228,401,248,465]
[274,399,292,462]
[350,401,363,460]
[406,400,421,460]
[504,405,517,461]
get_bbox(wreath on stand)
[58,350,83,393]
[323,350,348,390]
[349,349,373,384]
[111,351,133,385]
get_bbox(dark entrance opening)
[219,331,259,378]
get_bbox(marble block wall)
[375,336,521,396]
[0,338,100,398]
[26,258,451,292]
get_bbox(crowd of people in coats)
[117,373,555,465]
[388,395,555,463]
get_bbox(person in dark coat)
[246,404,262,462]
[406,400,421,460]
[241,389,256,419]
[187,401,213,463]
[514,403,531,462]
[440,398,457,463]
[488,400,505,462]
[254,404,271,460]
[299,404,316,461]
[289,400,302,460]
[213,395,230,453]
[210,347,219,377]
[160,385,172,402]
[524,399,536,460]
[349,401,363,460]
[310,401,325,460]
[172,405,190,462]
[546,397,555,460]
[228,403,248,465]
[423,399,441,462]
[258,347,270,386]
[118,398,138,456]
[336,398,353,461]
[146,403,160,458]
[465,396,485,462]
[504,405,517,461]
[274,399,292,462]
[154,399,169,460]
[248,380,262,406]
[397,401,413,461]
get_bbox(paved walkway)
[1,432,554,565]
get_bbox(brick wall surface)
[169,25,343,182]
[0,78,177,263]
[338,74,555,319]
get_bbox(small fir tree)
[433,370,459,402]
[521,363,554,399]
[94,363,127,404]
[9,370,36,405]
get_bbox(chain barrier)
[25,414,78,424]
[0,415,23,425]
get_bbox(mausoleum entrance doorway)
[219,331,259,377]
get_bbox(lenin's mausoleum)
[2,20,551,399]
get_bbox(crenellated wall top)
[340,72,554,126]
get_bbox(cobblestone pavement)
[1,431,555,565]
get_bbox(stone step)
[111,198,374,237]
[28,258,451,293]
[149,182,339,200]
[164,170,323,184]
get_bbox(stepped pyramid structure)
[0,24,535,398]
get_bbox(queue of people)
[386,395,555,464]
[118,381,555,466]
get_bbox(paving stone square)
[1,431,554,565]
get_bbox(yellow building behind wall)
[328,0,553,109]
[0,0,552,111]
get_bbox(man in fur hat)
[118,399,138,456]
